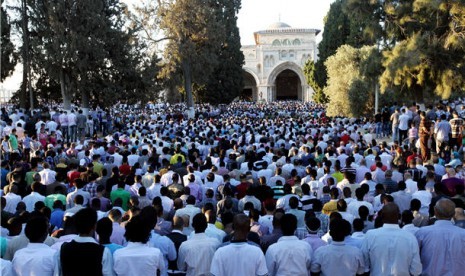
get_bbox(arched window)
[272,39,281,46]
[281,51,287,58]
[289,50,295,59]
[282,39,291,46]
[293,39,301,46]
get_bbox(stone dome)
[267,22,291,29]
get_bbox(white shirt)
[12,243,56,276]
[22,191,46,212]
[265,236,312,276]
[347,200,374,218]
[1,259,13,276]
[3,193,22,213]
[210,242,268,276]
[178,233,220,276]
[39,169,57,185]
[67,113,77,126]
[361,224,422,276]
[411,190,432,215]
[202,224,226,243]
[405,179,418,194]
[311,241,365,276]
[113,242,165,276]
[175,205,201,230]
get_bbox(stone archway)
[267,61,307,101]
[275,69,300,100]
[241,69,259,101]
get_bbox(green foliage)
[158,0,226,109]
[201,0,244,104]
[23,0,160,109]
[303,60,327,103]
[1,2,17,81]
[315,0,351,90]
[325,45,377,117]
[380,0,465,100]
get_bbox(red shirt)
[67,170,81,187]
[235,182,249,200]
[119,164,131,176]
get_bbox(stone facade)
[241,22,320,102]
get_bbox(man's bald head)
[172,216,184,230]
[381,203,400,224]
[434,198,456,220]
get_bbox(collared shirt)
[347,200,374,218]
[1,259,13,276]
[110,222,126,246]
[178,233,220,276]
[149,231,177,276]
[4,234,55,261]
[238,195,262,212]
[402,224,419,235]
[311,241,365,276]
[411,190,432,215]
[265,235,312,276]
[361,224,422,276]
[415,220,465,276]
[83,182,99,198]
[55,236,113,276]
[211,241,268,276]
[39,169,57,185]
[113,242,165,276]
[175,205,201,230]
[66,188,91,208]
[12,243,56,276]
[391,190,412,213]
[3,193,22,214]
[303,233,327,252]
[22,191,46,212]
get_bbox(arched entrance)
[275,69,300,100]
[267,61,307,101]
[241,70,259,101]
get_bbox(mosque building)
[241,22,320,102]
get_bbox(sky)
[1,0,333,91]
[238,0,333,45]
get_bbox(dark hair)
[192,213,208,233]
[305,217,321,232]
[73,208,97,235]
[281,213,297,236]
[329,218,347,242]
[25,215,49,243]
[352,218,364,232]
[124,215,152,243]
[96,217,113,242]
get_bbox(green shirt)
[8,135,18,151]
[93,162,104,176]
[25,171,37,186]
[110,188,131,210]
[45,194,66,209]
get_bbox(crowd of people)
[1,100,465,276]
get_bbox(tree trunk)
[60,69,71,110]
[79,72,90,113]
[182,58,195,119]
[20,0,29,110]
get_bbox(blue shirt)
[103,243,124,255]
[1,168,9,189]
[50,208,65,229]
[415,220,465,276]
[149,231,176,276]
[361,224,422,275]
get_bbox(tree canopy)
[325,45,378,117]
[1,0,17,82]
